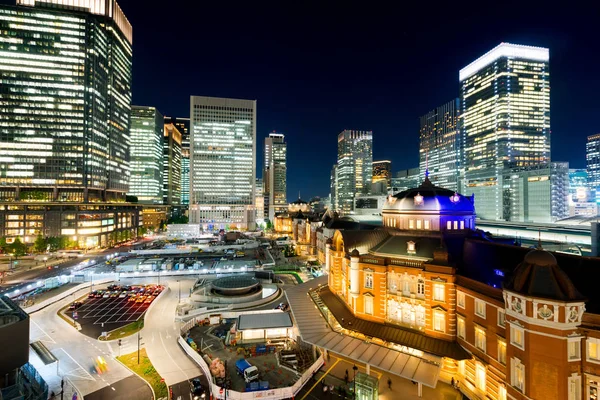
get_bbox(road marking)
[300,359,340,400]
[160,329,190,380]
[111,387,116,391]
[57,348,95,382]
[30,319,56,344]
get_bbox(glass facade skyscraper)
[129,106,164,204]
[164,116,190,206]
[163,123,182,207]
[263,132,287,220]
[419,99,460,191]
[336,130,373,214]
[586,133,600,199]
[189,96,256,230]
[460,43,550,220]
[372,160,392,192]
[0,0,132,202]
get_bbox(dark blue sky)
[16,1,600,200]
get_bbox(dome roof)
[505,248,586,301]
[350,249,360,257]
[383,177,475,214]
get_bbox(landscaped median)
[98,319,144,341]
[117,348,168,399]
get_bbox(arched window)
[417,278,425,296]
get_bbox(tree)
[0,237,7,253]
[265,220,274,231]
[137,226,148,237]
[10,237,27,258]
[125,195,138,203]
[34,234,47,253]
[47,236,61,252]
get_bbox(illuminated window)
[568,338,581,361]
[409,219,415,229]
[416,219,422,229]
[454,221,458,230]
[499,385,507,400]
[498,339,507,365]
[498,309,505,327]
[458,360,465,376]
[364,296,373,315]
[475,299,486,318]
[407,241,416,255]
[460,220,465,229]
[433,283,445,302]
[424,220,430,229]
[511,358,525,392]
[364,272,373,289]
[510,324,525,350]
[475,362,486,392]
[475,326,486,352]
[433,310,445,332]
[457,316,466,340]
[588,338,600,362]
[446,220,452,230]
[457,291,465,308]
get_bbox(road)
[28,284,152,399]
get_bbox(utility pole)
[137,332,141,364]
[177,279,181,303]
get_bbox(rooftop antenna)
[298,190,301,200]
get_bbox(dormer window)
[450,193,460,203]
[407,241,416,255]
[414,192,423,205]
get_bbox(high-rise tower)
[263,132,287,221]
[336,130,373,214]
[189,96,256,230]
[460,43,550,220]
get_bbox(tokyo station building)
[317,176,600,400]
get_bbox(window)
[458,360,465,376]
[424,220,430,230]
[588,338,600,362]
[475,326,486,352]
[364,296,373,315]
[511,358,525,392]
[460,220,465,229]
[409,219,415,229]
[499,385,507,400]
[568,374,581,400]
[498,339,507,365]
[454,221,458,230]
[447,220,452,230]
[475,299,486,318]
[416,219,422,229]
[433,283,445,302]
[568,338,581,361]
[497,309,506,327]
[510,324,525,350]
[407,241,416,255]
[433,310,445,332]
[457,316,466,340]
[457,291,465,308]
[417,279,425,296]
[364,272,373,289]
[475,362,486,392]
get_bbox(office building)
[255,178,265,225]
[568,169,597,217]
[419,99,461,191]
[0,0,139,246]
[165,117,191,205]
[263,132,287,220]
[318,178,600,400]
[336,130,373,214]
[163,123,182,207]
[391,168,420,193]
[461,43,550,220]
[330,164,338,212]
[0,296,48,400]
[354,194,387,216]
[501,162,568,223]
[372,160,392,193]
[587,133,600,200]
[189,96,256,231]
[128,106,164,204]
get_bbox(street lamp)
[43,256,48,270]
[353,365,358,399]
[177,279,181,303]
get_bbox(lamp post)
[353,365,358,399]
[43,256,48,270]
[177,279,181,303]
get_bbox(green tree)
[0,237,8,253]
[137,226,148,237]
[265,220,274,231]
[47,236,60,252]
[34,234,47,253]
[10,237,27,258]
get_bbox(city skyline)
[71,1,600,199]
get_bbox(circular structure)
[211,275,261,296]
[524,249,557,267]
[383,180,475,214]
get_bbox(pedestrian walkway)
[296,354,462,400]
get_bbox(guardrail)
[23,278,113,314]
[178,309,324,400]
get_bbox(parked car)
[118,291,127,298]
[94,291,104,298]
[190,378,206,399]
[144,296,155,304]
[135,296,146,303]
[69,302,83,310]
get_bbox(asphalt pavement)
[84,375,152,400]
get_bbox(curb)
[114,355,157,400]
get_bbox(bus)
[275,237,291,246]
[60,250,84,258]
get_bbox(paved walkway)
[297,354,462,400]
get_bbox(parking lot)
[67,284,163,338]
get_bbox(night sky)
[5,2,600,200]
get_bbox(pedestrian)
[387,377,392,390]
[451,377,455,388]
[344,369,349,383]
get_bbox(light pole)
[353,365,358,399]
[177,280,181,303]
[43,256,48,270]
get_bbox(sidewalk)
[297,354,462,400]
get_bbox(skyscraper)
[163,123,182,207]
[0,0,140,247]
[372,160,392,193]
[336,130,373,214]
[129,106,164,204]
[164,117,191,206]
[330,164,338,212]
[569,169,597,216]
[587,133,600,200]
[263,132,287,221]
[255,178,265,224]
[460,43,550,220]
[419,99,461,191]
[0,0,133,203]
[189,96,257,230]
